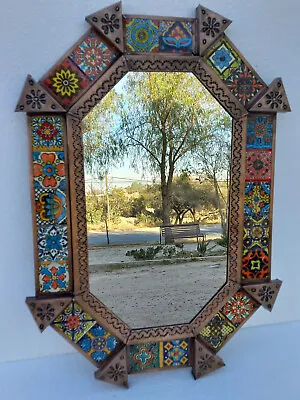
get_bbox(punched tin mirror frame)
[16,1,291,387]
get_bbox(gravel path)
[89,258,226,329]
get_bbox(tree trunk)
[161,182,172,225]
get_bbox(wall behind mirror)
[82,71,232,328]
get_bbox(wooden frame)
[16,2,290,388]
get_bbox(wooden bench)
[159,223,206,245]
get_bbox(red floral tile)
[245,149,272,181]
[221,290,258,327]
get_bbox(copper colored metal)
[25,296,72,332]
[15,75,66,113]
[86,2,124,52]
[196,5,232,56]
[192,337,225,379]
[249,78,291,113]
[243,279,282,311]
[95,346,128,387]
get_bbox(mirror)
[19,1,289,386]
[82,71,232,329]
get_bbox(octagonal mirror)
[83,71,231,329]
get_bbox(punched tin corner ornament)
[17,1,290,388]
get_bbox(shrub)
[197,240,210,257]
[217,234,228,248]
[126,246,162,260]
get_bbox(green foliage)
[134,213,162,227]
[217,234,228,248]
[197,240,210,257]
[126,246,162,260]
[172,173,217,223]
[162,245,177,258]
[82,90,124,178]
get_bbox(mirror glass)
[82,72,232,329]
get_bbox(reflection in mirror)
[82,72,232,329]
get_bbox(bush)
[126,246,162,260]
[134,213,162,227]
[197,240,210,257]
[162,246,177,258]
[217,234,228,248]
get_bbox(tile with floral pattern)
[244,182,270,220]
[38,261,70,293]
[37,224,68,262]
[33,151,65,190]
[244,215,269,250]
[70,32,117,81]
[31,115,64,151]
[130,342,160,371]
[205,38,241,79]
[125,18,159,53]
[162,339,190,367]
[43,58,90,107]
[247,115,273,149]
[242,248,269,280]
[221,290,258,327]
[52,301,96,342]
[77,323,119,363]
[225,63,265,106]
[245,149,272,182]
[199,312,235,349]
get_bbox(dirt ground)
[89,248,227,328]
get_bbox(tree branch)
[127,136,161,166]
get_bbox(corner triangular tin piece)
[249,78,291,112]
[25,296,73,332]
[192,338,225,380]
[15,75,66,113]
[243,279,282,312]
[95,345,128,388]
[196,5,232,56]
[86,2,124,52]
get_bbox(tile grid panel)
[203,36,266,107]
[124,17,195,54]
[51,301,120,365]
[197,289,259,350]
[41,31,118,109]
[30,114,72,295]
[129,339,190,372]
[242,115,275,281]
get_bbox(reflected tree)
[82,72,231,228]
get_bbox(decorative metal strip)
[66,115,89,293]
[227,117,247,283]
